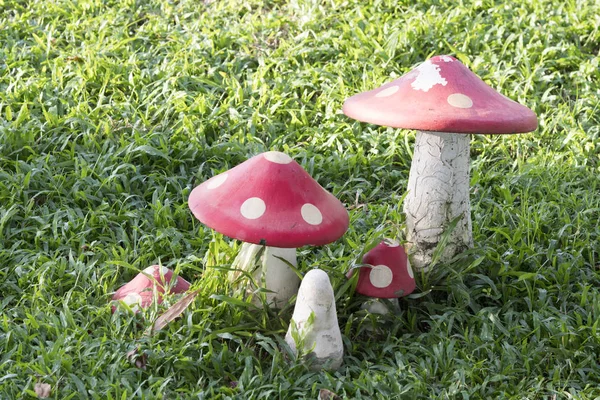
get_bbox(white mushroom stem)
[230,243,300,308]
[403,130,474,271]
[361,298,400,315]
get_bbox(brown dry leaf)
[126,348,148,370]
[66,55,83,62]
[34,382,51,398]
[318,388,341,400]
[146,290,199,335]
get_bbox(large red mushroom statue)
[343,55,537,270]
[348,239,415,313]
[188,151,349,308]
[112,266,191,312]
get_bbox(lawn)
[1,0,599,398]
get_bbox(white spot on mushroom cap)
[207,173,228,189]
[240,197,266,219]
[370,264,393,288]
[383,238,400,247]
[264,151,293,164]
[447,93,473,108]
[440,55,454,62]
[406,259,414,279]
[122,292,142,312]
[144,265,169,275]
[301,203,323,225]
[375,85,399,98]
[411,60,448,92]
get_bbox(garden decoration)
[285,269,344,371]
[112,266,191,312]
[348,239,414,314]
[188,151,349,308]
[343,55,537,270]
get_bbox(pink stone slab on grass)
[112,266,190,312]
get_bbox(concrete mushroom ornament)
[188,151,349,308]
[112,266,191,313]
[285,269,344,371]
[343,55,538,270]
[348,239,415,314]
[352,239,415,298]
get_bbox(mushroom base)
[403,130,474,270]
[361,298,400,315]
[230,243,300,308]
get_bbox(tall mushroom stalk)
[404,130,472,269]
[343,55,537,270]
[188,151,349,308]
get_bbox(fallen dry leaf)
[146,290,199,335]
[34,382,51,398]
[126,348,148,370]
[318,388,341,400]
[66,55,83,62]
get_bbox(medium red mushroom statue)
[348,239,415,313]
[112,266,191,312]
[188,151,349,308]
[343,55,537,270]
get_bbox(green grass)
[1,0,600,398]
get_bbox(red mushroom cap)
[343,55,537,134]
[111,266,190,312]
[188,151,349,248]
[349,239,415,298]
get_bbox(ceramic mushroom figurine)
[285,269,344,371]
[343,55,537,271]
[112,266,191,312]
[348,239,415,313]
[188,151,349,308]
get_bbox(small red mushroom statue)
[188,151,349,308]
[112,266,190,312]
[349,239,415,313]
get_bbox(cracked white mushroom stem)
[230,243,300,308]
[403,131,474,271]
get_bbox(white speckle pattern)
[370,264,394,288]
[440,55,454,62]
[264,151,293,164]
[375,85,400,98]
[144,265,169,275]
[406,259,414,279]
[240,197,266,219]
[447,93,473,108]
[411,60,448,92]
[383,238,400,247]
[123,292,142,312]
[301,203,323,225]
[207,173,228,189]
